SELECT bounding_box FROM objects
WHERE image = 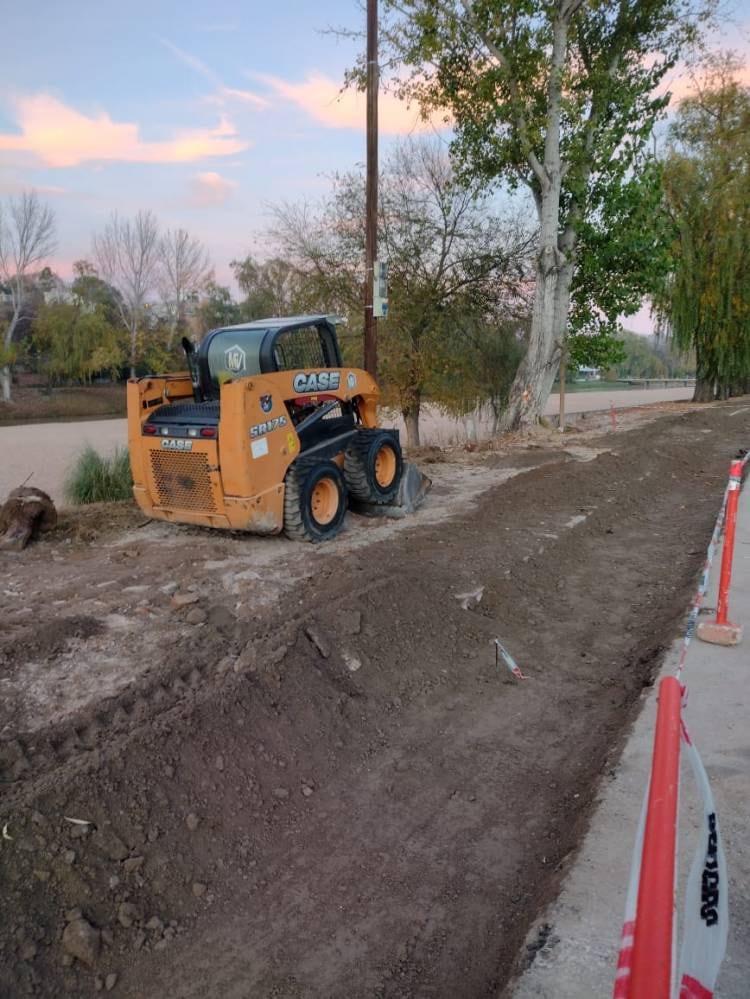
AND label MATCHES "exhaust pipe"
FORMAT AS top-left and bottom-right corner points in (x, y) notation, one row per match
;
(182, 337), (203, 403)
